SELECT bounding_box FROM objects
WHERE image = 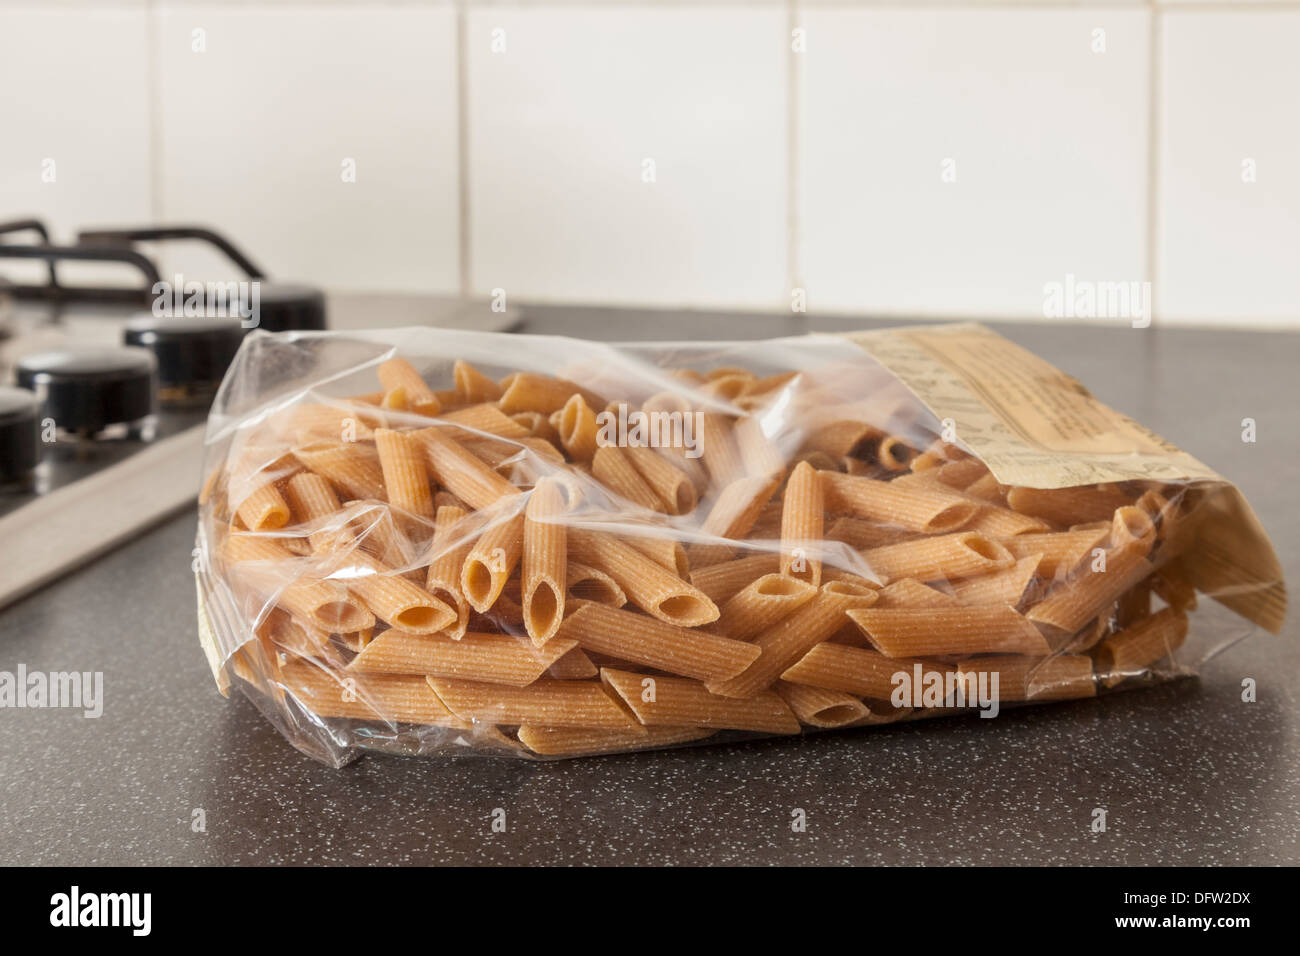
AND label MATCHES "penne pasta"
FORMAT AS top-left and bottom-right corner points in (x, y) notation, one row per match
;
(461, 511), (525, 613)
(517, 724), (711, 757)
(689, 474), (782, 566)
(707, 580), (879, 698)
(689, 553), (782, 605)
(781, 642), (954, 701)
(601, 668), (800, 735)
(349, 629), (576, 686)
(373, 428), (435, 520)
(954, 654), (1096, 702)
(774, 681), (874, 728)
(821, 472), (978, 534)
(1093, 607), (1189, 688)
(556, 602), (759, 682)
(377, 357), (441, 416)
(592, 445), (664, 512)
(281, 660), (462, 726)
(714, 573), (818, 642)
(523, 477), (567, 644)
(454, 359), (504, 403)
(861, 532), (1015, 585)
(780, 460), (825, 584)
(425, 504), (473, 638)
(570, 529), (719, 627)
(413, 426), (521, 509)
(848, 605), (1051, 658)
(566, 561), (627, 606)
(428, 677), (644, 731)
